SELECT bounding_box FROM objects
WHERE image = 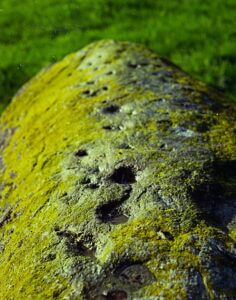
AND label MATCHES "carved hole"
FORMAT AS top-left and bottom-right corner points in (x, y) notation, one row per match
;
(96, 188), (131, 224)
(75, 149), (87, 157)
(160, 143), (166, 149)
(102, 125), (119, 131)
(82, 90), (90, 96)
(105, 71), (114, 75)
(109, 166), (136, 184)
(102, 105), (120, 114)
(103, 125), (112, 130)
(87, 80), (95, 85)
(96, 200), (129, 224)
